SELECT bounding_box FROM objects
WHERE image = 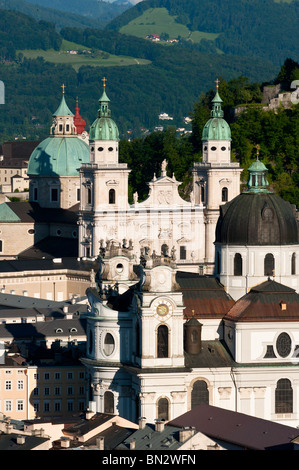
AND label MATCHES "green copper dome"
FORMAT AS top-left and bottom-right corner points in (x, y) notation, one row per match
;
(202, 90), (231, 141)
(246, 157), (270, 193)
(89, 87), (119, 141)
(27, 136), (89, 176)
